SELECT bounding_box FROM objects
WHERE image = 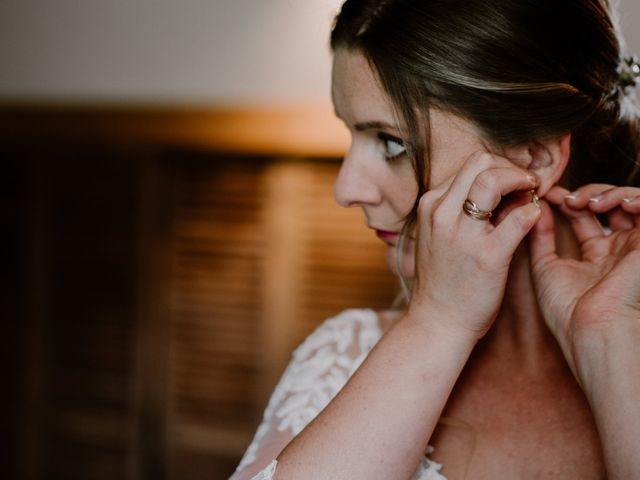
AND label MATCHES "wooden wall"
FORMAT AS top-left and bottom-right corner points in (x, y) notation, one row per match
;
(2, 106), (398, 479)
